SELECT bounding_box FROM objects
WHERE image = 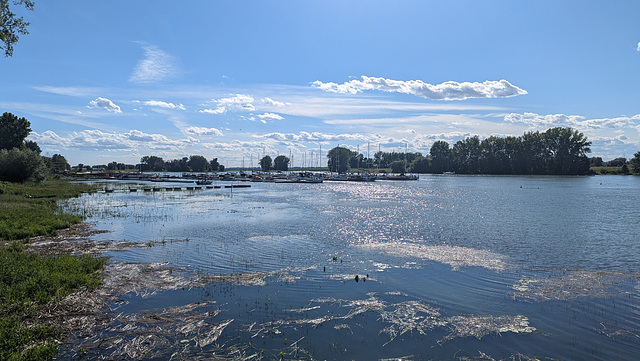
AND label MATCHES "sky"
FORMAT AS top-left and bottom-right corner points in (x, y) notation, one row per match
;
(2, 0), (640, 168)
